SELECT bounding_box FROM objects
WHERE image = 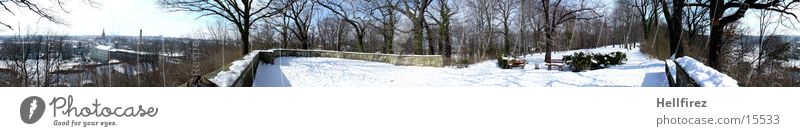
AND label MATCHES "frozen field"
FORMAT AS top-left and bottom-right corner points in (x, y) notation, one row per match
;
(253, 45), (670, 87)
